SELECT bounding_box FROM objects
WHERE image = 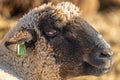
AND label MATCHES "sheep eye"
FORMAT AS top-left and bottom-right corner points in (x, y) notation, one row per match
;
(45, 30), (58, 38)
